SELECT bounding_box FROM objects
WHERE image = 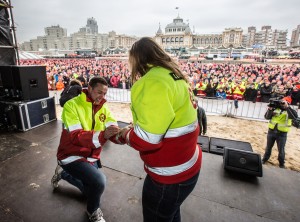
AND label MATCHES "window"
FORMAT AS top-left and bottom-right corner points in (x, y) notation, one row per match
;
(229, 33), (234, 43)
